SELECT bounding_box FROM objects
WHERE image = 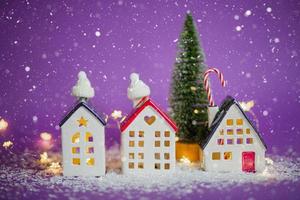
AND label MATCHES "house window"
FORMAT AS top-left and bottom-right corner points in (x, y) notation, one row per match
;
(129, 153), (134, 159)
(224, 152), (232, 160)
(155, 141), (160, 147)
(164, 153), (170, 160)
(226, 119), (233, 126)
(212, 152), (221, 160)
(86, 147), (94, 154)
(138, 153), (144, 159)
(217, 139), (224, 145)
(236, 129), (243, 135)
(128, 162), (134, 169)
(138, 131), (144, 137)
(72, 147), (80, 154)
(72, 132), (80, 143)
(237, 138), (243, 144)
(138, 162), (144, 169)
(86, 132), (93, 142)
(236, 119), (243, 125)
(129, 131), (134, 137)
(246, 128), (251, 134)
(165, 163), (170, 170)
(219, 129), (224, 135)
(227, 129), (233, 135)
(155, 163), (160, 169)
(164, 141), (170, 147)
(227, 139), (234, 145)
(72, 158), (80, 165)
(129, 141), (134, 147)
(86, 158), (95, 166)
(164, 131), (170, 137)
(246, 138), (254, 144)
(155, 131), (160, 137)
(138, 141), (144, 147)
(155, 153), (160, 160)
